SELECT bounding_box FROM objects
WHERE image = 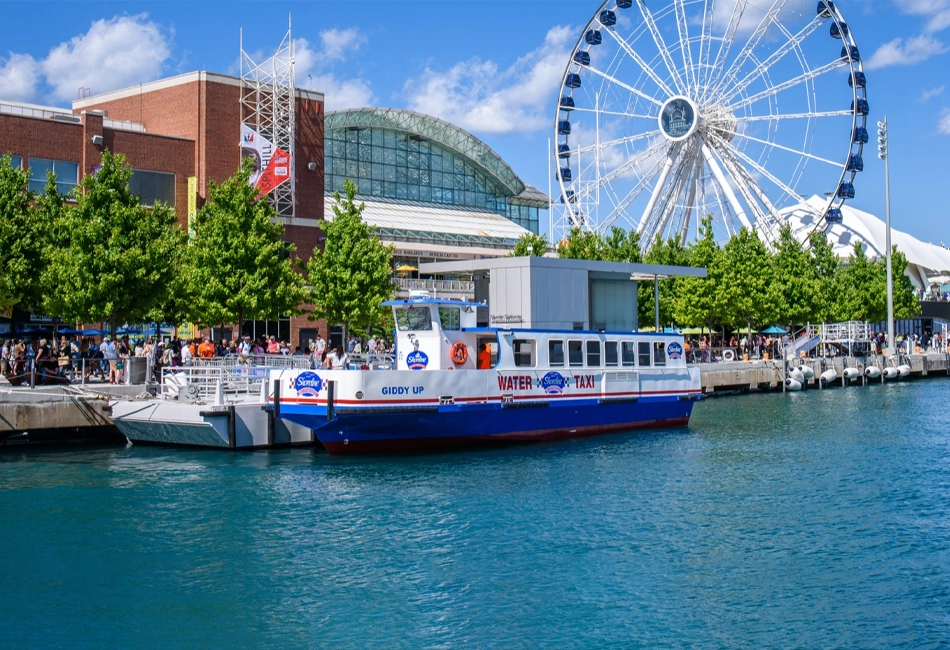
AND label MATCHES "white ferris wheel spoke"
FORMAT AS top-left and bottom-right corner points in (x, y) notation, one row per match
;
(728, 58), (848, 112)
(636, 0), (687, 94)
(649, 145), (697, 243)
(570, 106), (658, 121)
(701, 141), (753, 230)
(636, 143), (682, 234)
(672, 0), (697, 96)
(706, 0), (791, 105)
(584, 65), (666, 107)
(730, 130), (846, 168)
(711, 134), (809, 208)
(603, 27), (677, 98)
(713, 144), (777, 241)
(571, 139), (667, 202)
(714, 15), (827, 105)
(705, 0), (749, 100)
(571, 129), (662, 157)
(737, 109), (853, 122)
(598, 156), (669, 232)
